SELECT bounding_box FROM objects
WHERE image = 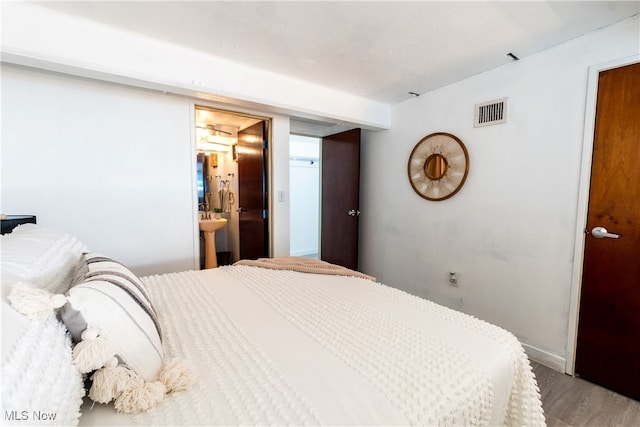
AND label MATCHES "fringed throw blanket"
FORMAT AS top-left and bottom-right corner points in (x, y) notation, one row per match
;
(233, 256), (376, 282)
